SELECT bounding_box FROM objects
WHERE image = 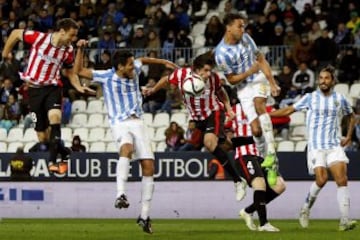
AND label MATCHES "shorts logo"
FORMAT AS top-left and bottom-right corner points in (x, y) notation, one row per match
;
(53, 104), (61, 107)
